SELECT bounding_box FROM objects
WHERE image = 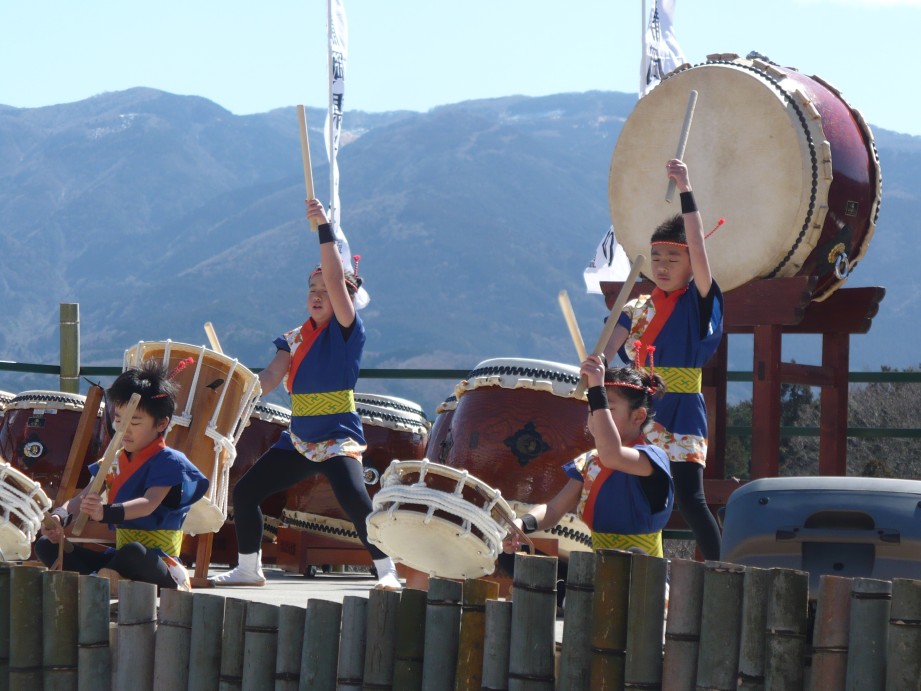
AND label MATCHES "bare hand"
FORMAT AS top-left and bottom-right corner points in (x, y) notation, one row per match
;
(306, 198), (329, 225)
(666, 158), (691, 192)
(502, 519), (524, 553)
(41, 516), (64, 544)
(78, 493), (104, 522)
(580, 354), (606, 388)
